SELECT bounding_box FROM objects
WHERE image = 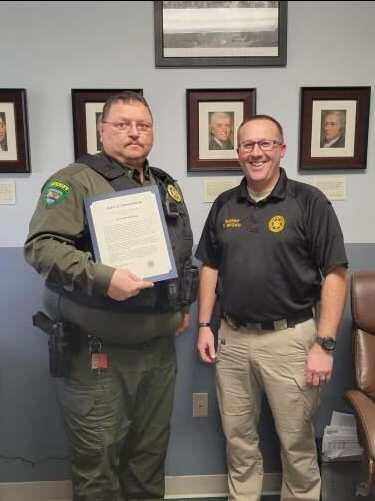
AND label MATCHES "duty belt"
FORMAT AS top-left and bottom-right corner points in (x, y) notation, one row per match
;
(223, 309), (313, 332)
